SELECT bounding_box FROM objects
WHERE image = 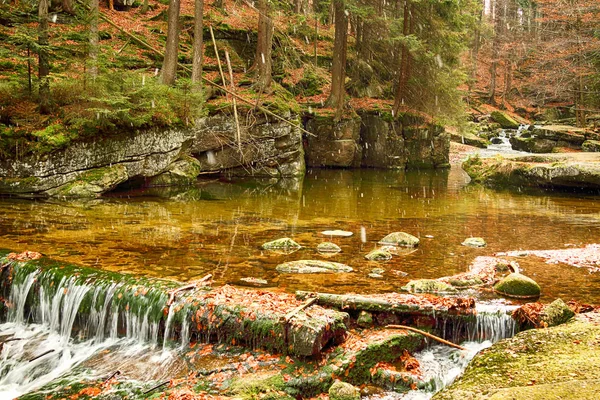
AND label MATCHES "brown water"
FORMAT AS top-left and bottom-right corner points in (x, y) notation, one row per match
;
(1, 167), (600, 304)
